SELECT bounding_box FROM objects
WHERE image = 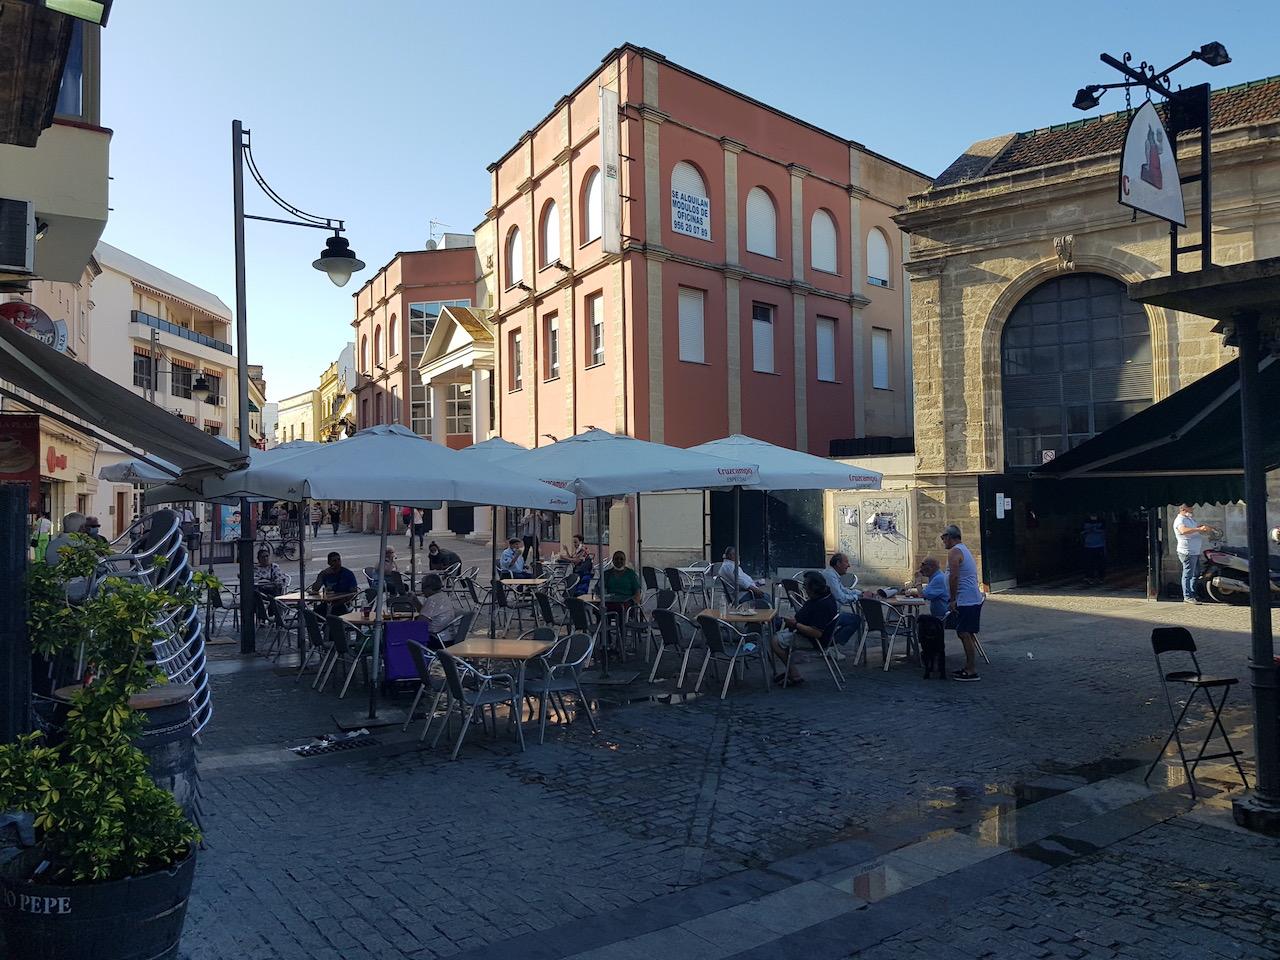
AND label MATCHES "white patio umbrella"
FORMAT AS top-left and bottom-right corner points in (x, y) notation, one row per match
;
(690, 434), (883, 581)
(512, 429), (760, 681)
(150, 425), (574, 717)
(98, 458), (176, 485)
